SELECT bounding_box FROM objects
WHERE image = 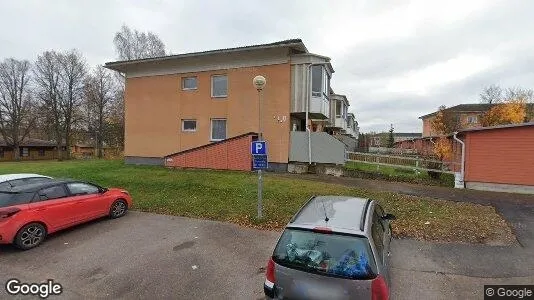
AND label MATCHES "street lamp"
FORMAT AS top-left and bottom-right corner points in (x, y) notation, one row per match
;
(253, 75), (266, 219)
